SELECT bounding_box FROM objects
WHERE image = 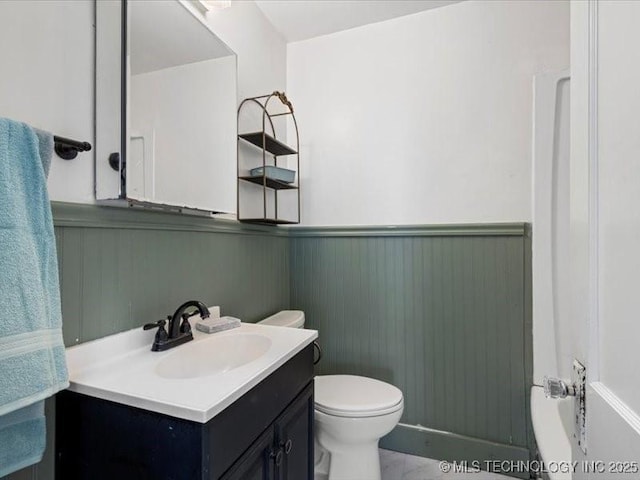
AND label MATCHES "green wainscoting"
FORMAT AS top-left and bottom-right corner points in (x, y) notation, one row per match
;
(289, 225), (533, 478)
(51, 203), (290, 346)
(6, 202), (290, 480)
(7, 208), (533, 480)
